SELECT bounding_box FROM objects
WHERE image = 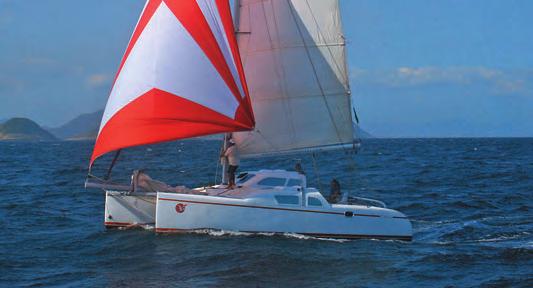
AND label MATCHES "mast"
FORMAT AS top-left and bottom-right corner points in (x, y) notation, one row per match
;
(221, 133), (229, 185)
(233, 0), (241, 30)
